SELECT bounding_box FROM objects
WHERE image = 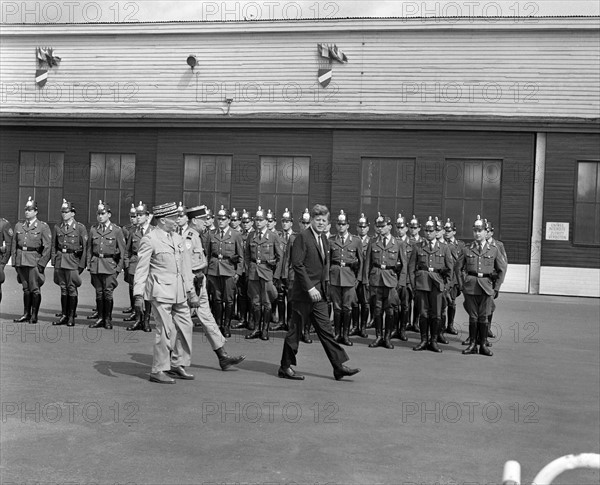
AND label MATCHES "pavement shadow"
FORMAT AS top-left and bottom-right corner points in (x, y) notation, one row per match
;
(93, 359), (149, 380)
